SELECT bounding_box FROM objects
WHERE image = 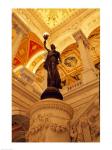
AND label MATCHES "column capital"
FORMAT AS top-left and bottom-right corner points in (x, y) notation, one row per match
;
(73, 30), (89, 48)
